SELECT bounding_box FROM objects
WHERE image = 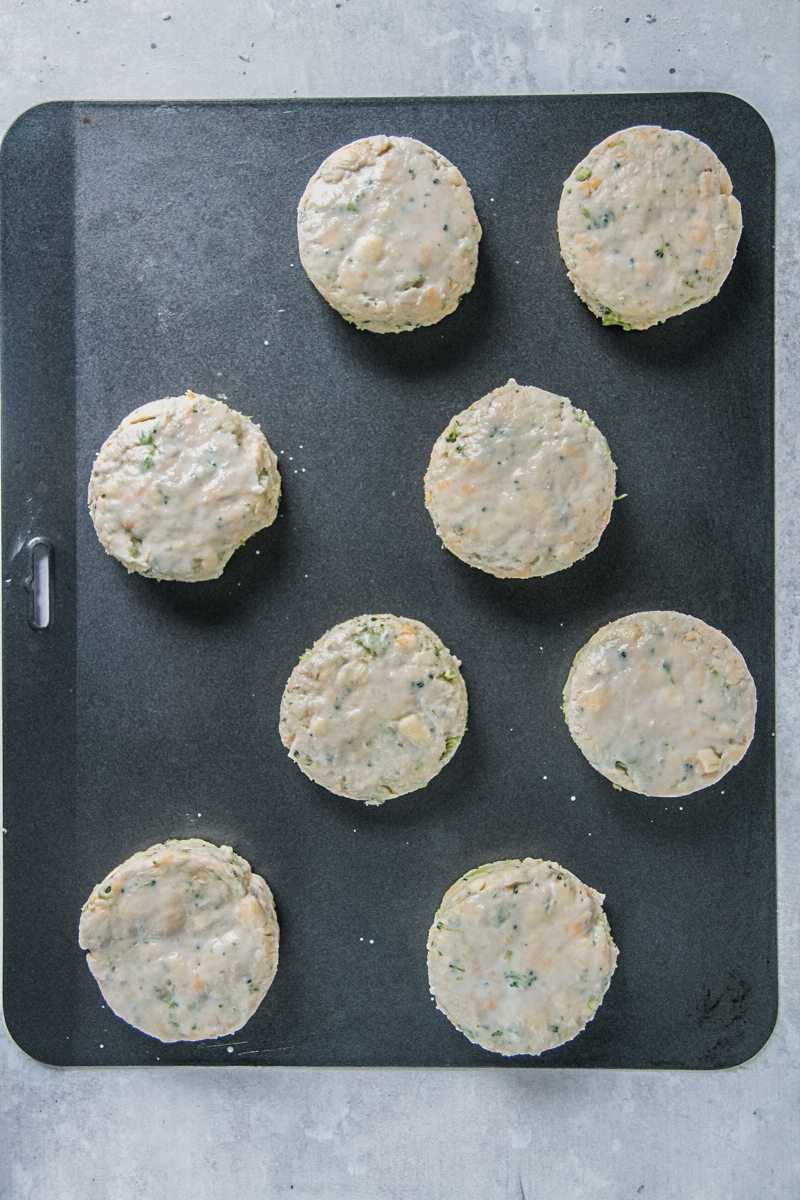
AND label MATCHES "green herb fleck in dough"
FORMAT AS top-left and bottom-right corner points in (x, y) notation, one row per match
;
(504, 970), (537, 989)
(442, 734), (461, 760)
(600, 309), (633, 330)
